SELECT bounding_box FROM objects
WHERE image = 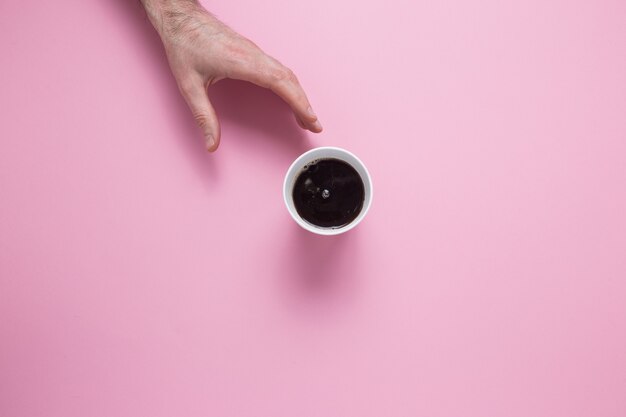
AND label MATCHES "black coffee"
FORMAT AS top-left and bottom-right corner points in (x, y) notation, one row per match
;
(292, 158), (365, 228)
